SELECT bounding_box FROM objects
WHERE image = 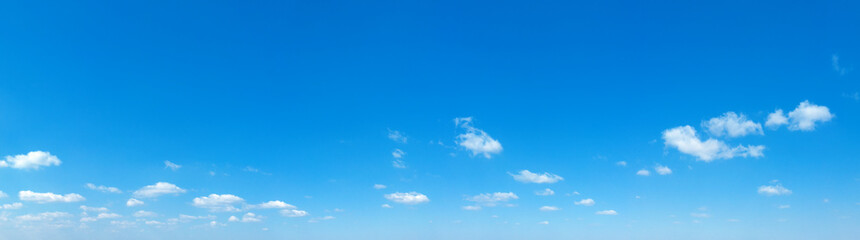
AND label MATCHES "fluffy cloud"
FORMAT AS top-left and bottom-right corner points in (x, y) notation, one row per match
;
(19, 191), (84, 203)
(164, 161), (181, 171)
(535, 188), (555, 196)
(280, 209), (309, 217)
(126, 198), (144, 207)
(192, 194), (245, 212)
(229, 212), (263, 223)
(85, 183), (122, 194)
(1, 202), (23, 210)
(388, 129), (407, 143)
(655, 165), (672, 175)
(133, 210), (157, 218)
(0, 151), (61, 170)
(510, 170), (563, 184)
(254, 200), (295, 209)
(454, 117), (503, 158)
(574, 198), (595, 206)
(133, 182), (186, 198)
(703, 112), (763, 137)
(539, 206), (559, 211)
(636, 169), (650, 176)
(466, 192), (518, 207)
(595, 210), (618, 215)
(662, 125), (764, 162)
(758, 184), (792, 196)
(385, 192), (430, 205)
(766, 101), (834, 131)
